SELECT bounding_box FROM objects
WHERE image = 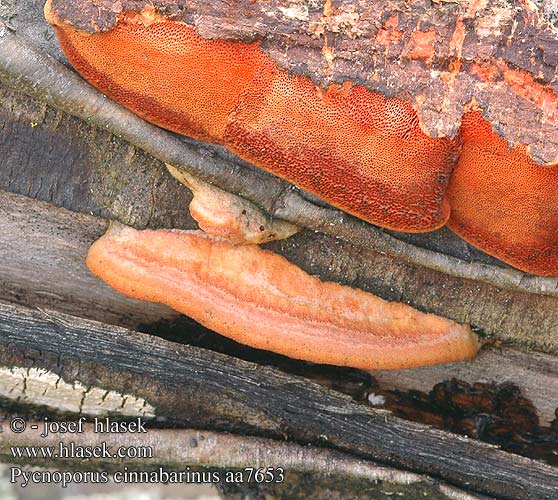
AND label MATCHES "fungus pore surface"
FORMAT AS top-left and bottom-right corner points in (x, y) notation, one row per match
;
(226, 72), (456, 232)
(87, 224), (480, 370)
(447, 112), (558, 276)
(45, 4), (558, 276)
(47, 11), (457, 232)
(51, 16), (269, 143)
